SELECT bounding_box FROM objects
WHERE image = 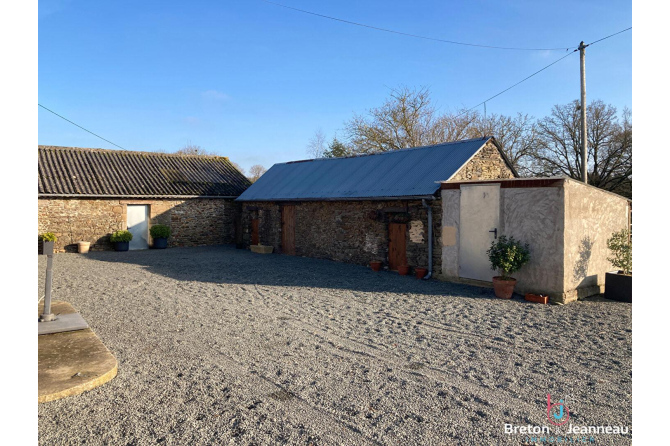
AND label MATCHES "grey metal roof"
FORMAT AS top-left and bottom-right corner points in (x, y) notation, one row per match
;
(39, 146), (251, 197)
(237, 137), (495, 201)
